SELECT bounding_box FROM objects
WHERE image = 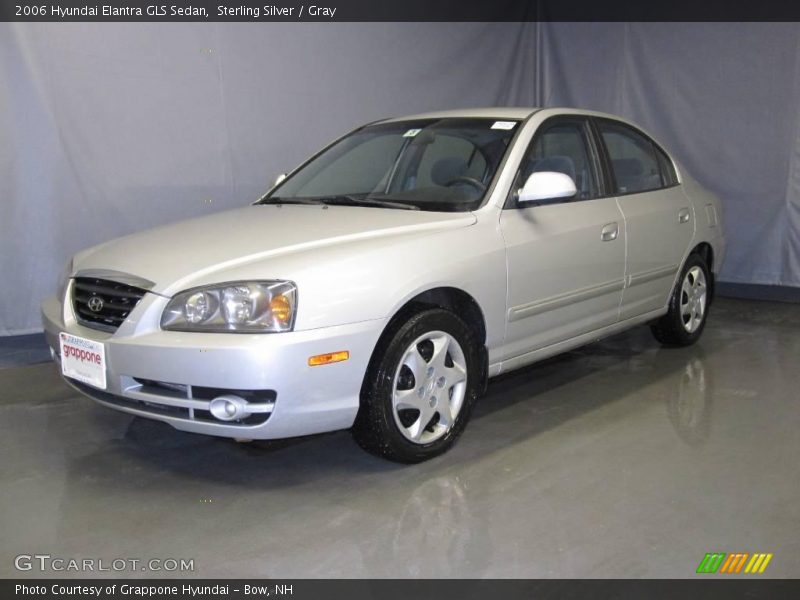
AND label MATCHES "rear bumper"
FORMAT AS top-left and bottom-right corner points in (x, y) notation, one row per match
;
(41, 294), (384, 439)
